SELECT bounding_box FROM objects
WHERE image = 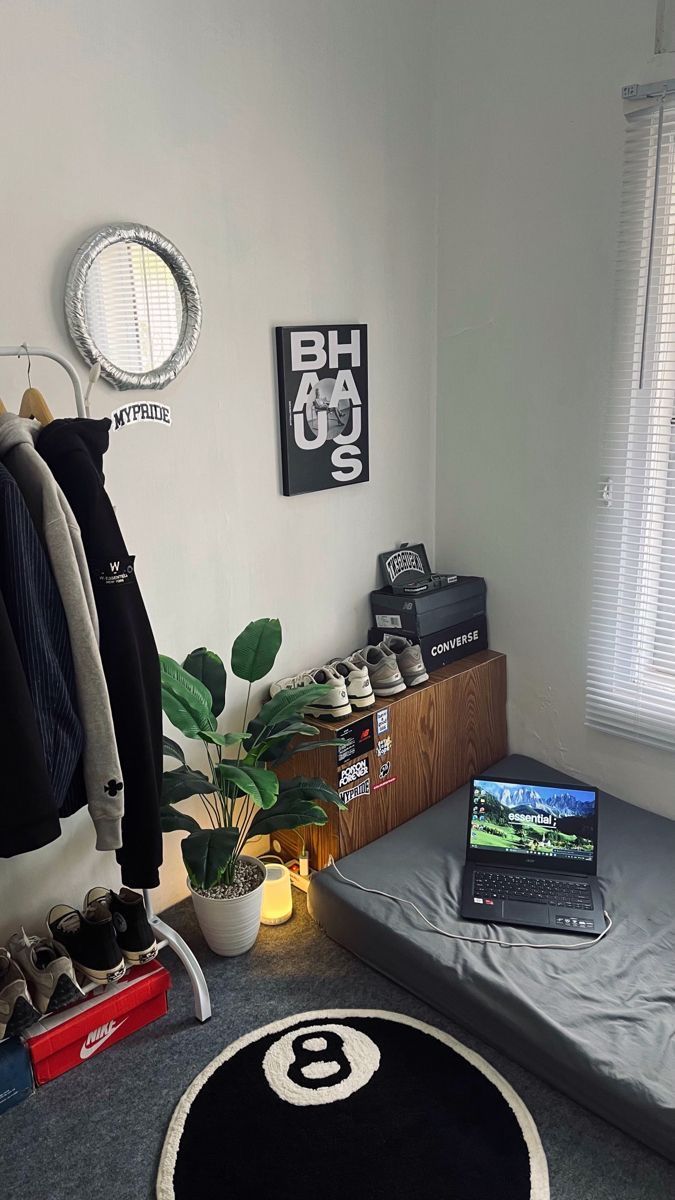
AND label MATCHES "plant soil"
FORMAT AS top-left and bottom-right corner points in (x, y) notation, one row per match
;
(193, 859), (263, 900)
